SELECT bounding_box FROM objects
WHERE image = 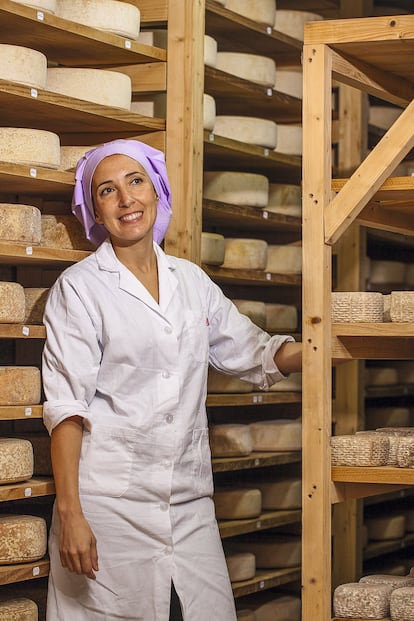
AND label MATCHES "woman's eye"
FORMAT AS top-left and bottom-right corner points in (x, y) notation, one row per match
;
(131, 177), (143, 186)
(101, 187), (113, 196)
